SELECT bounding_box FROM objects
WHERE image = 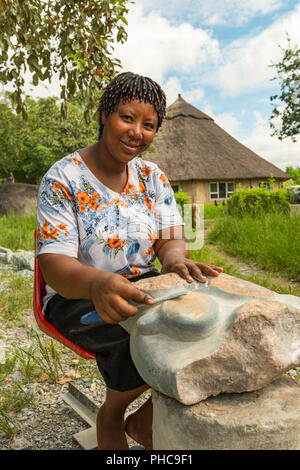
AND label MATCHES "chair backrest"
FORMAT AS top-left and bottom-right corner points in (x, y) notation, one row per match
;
(33, 229), (95, 360)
